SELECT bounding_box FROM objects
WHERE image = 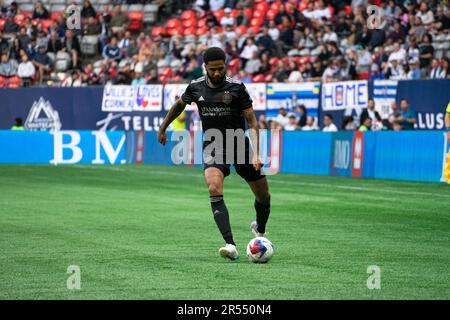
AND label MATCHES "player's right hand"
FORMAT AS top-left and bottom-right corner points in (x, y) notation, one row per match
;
(157, 129), (167, 145)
